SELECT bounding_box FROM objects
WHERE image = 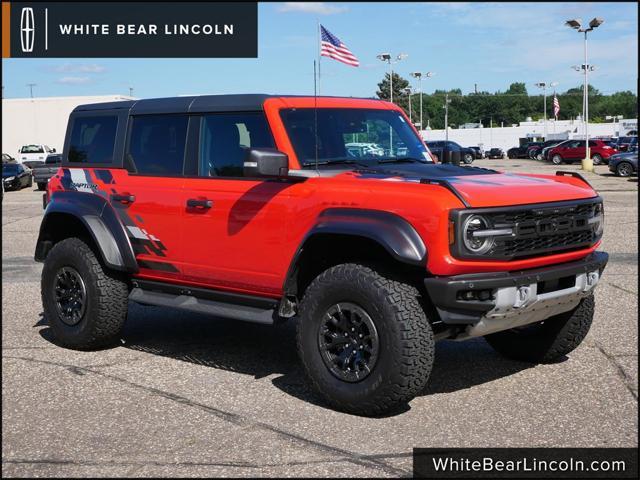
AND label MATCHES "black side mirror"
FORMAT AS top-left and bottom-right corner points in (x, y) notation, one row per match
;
(244, 148), (289, 177)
